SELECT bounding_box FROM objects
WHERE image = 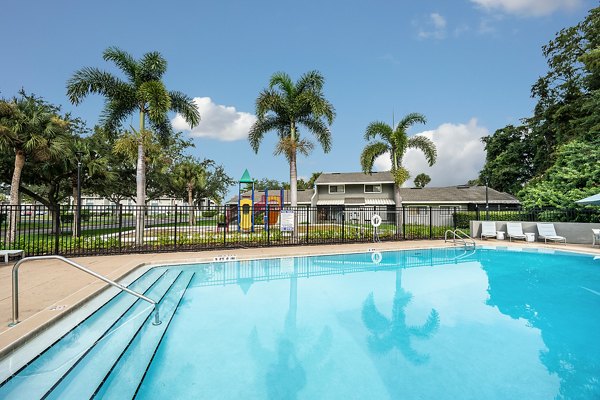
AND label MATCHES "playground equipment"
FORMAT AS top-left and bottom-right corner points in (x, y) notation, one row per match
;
(237, 169), (284, 232)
